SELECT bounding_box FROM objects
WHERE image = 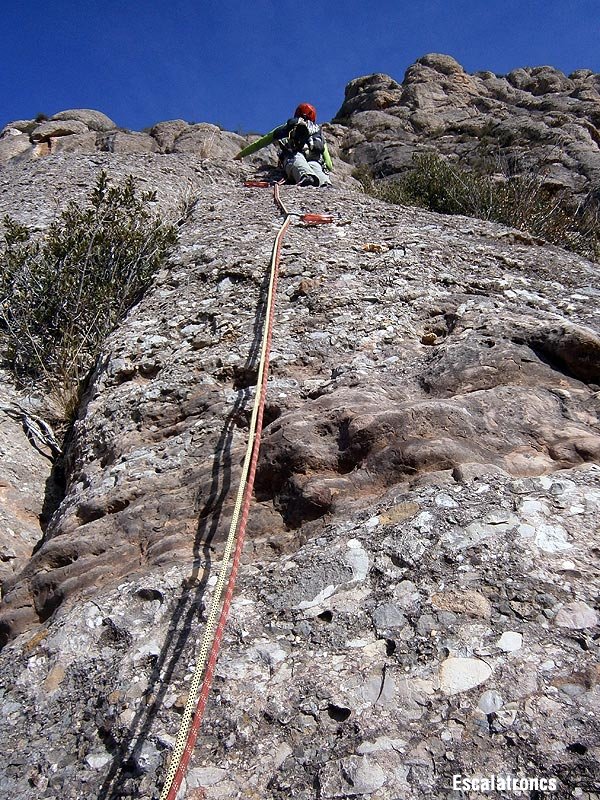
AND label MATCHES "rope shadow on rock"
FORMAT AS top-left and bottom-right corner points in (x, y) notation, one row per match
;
(97, 269), (272, 800)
